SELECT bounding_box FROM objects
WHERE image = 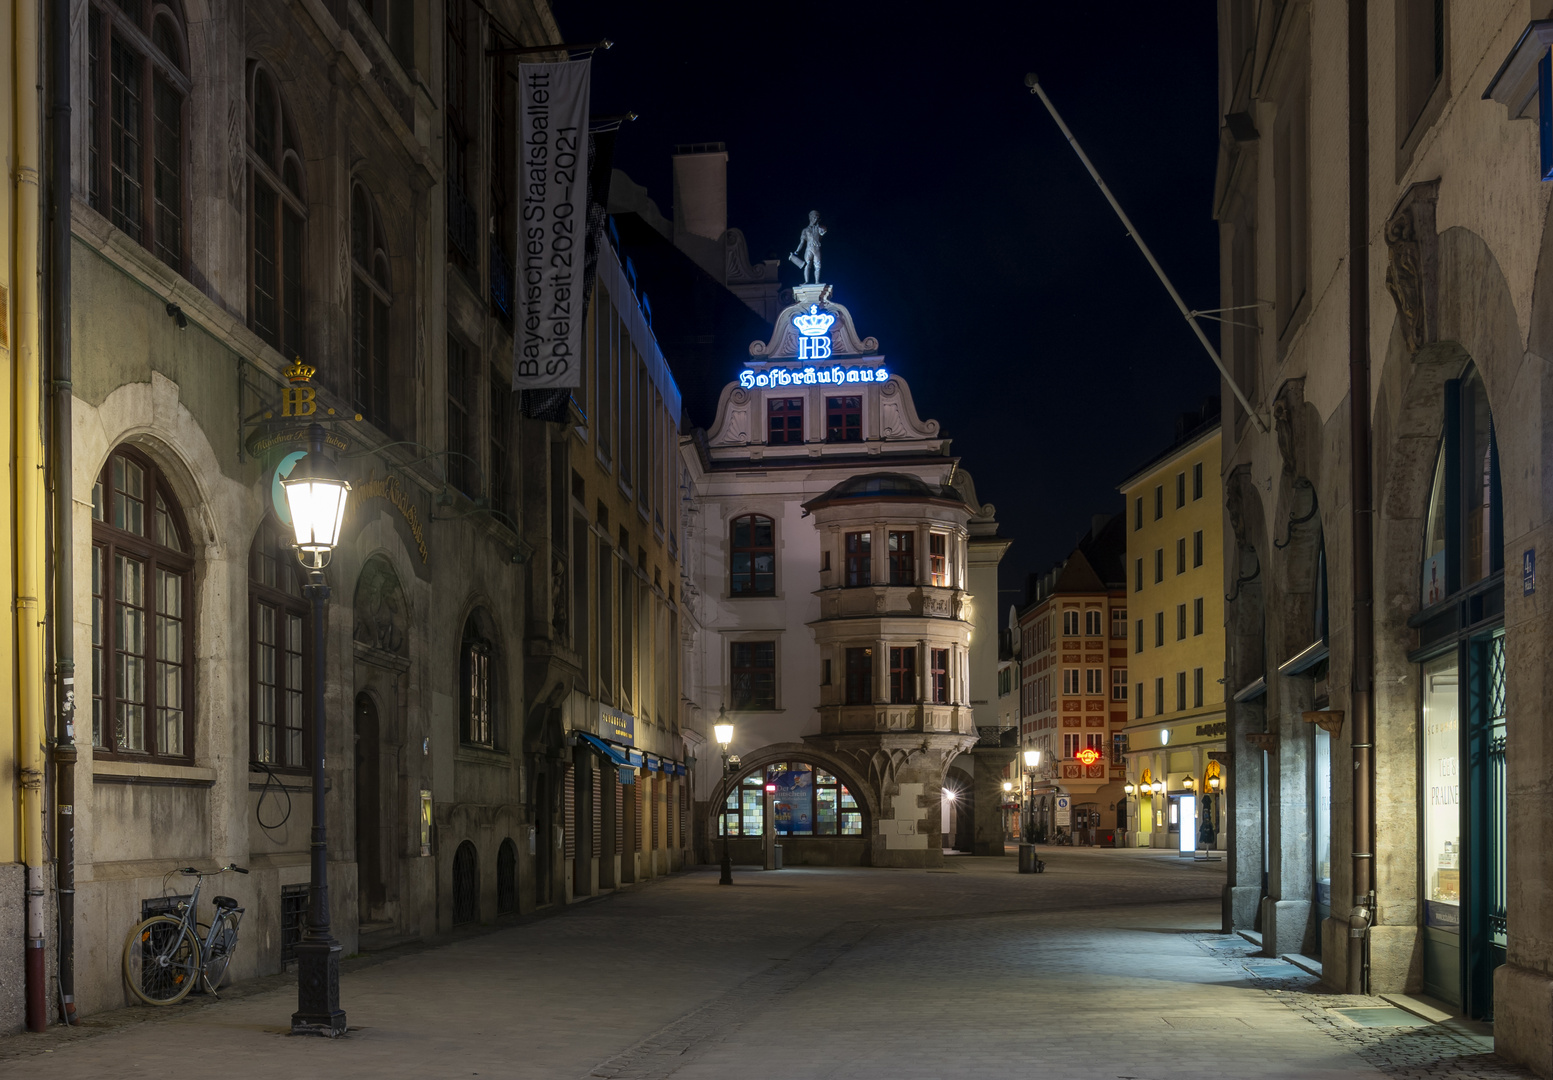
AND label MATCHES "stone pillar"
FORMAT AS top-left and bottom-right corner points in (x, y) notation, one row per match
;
(971, 748), (1017, 854)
